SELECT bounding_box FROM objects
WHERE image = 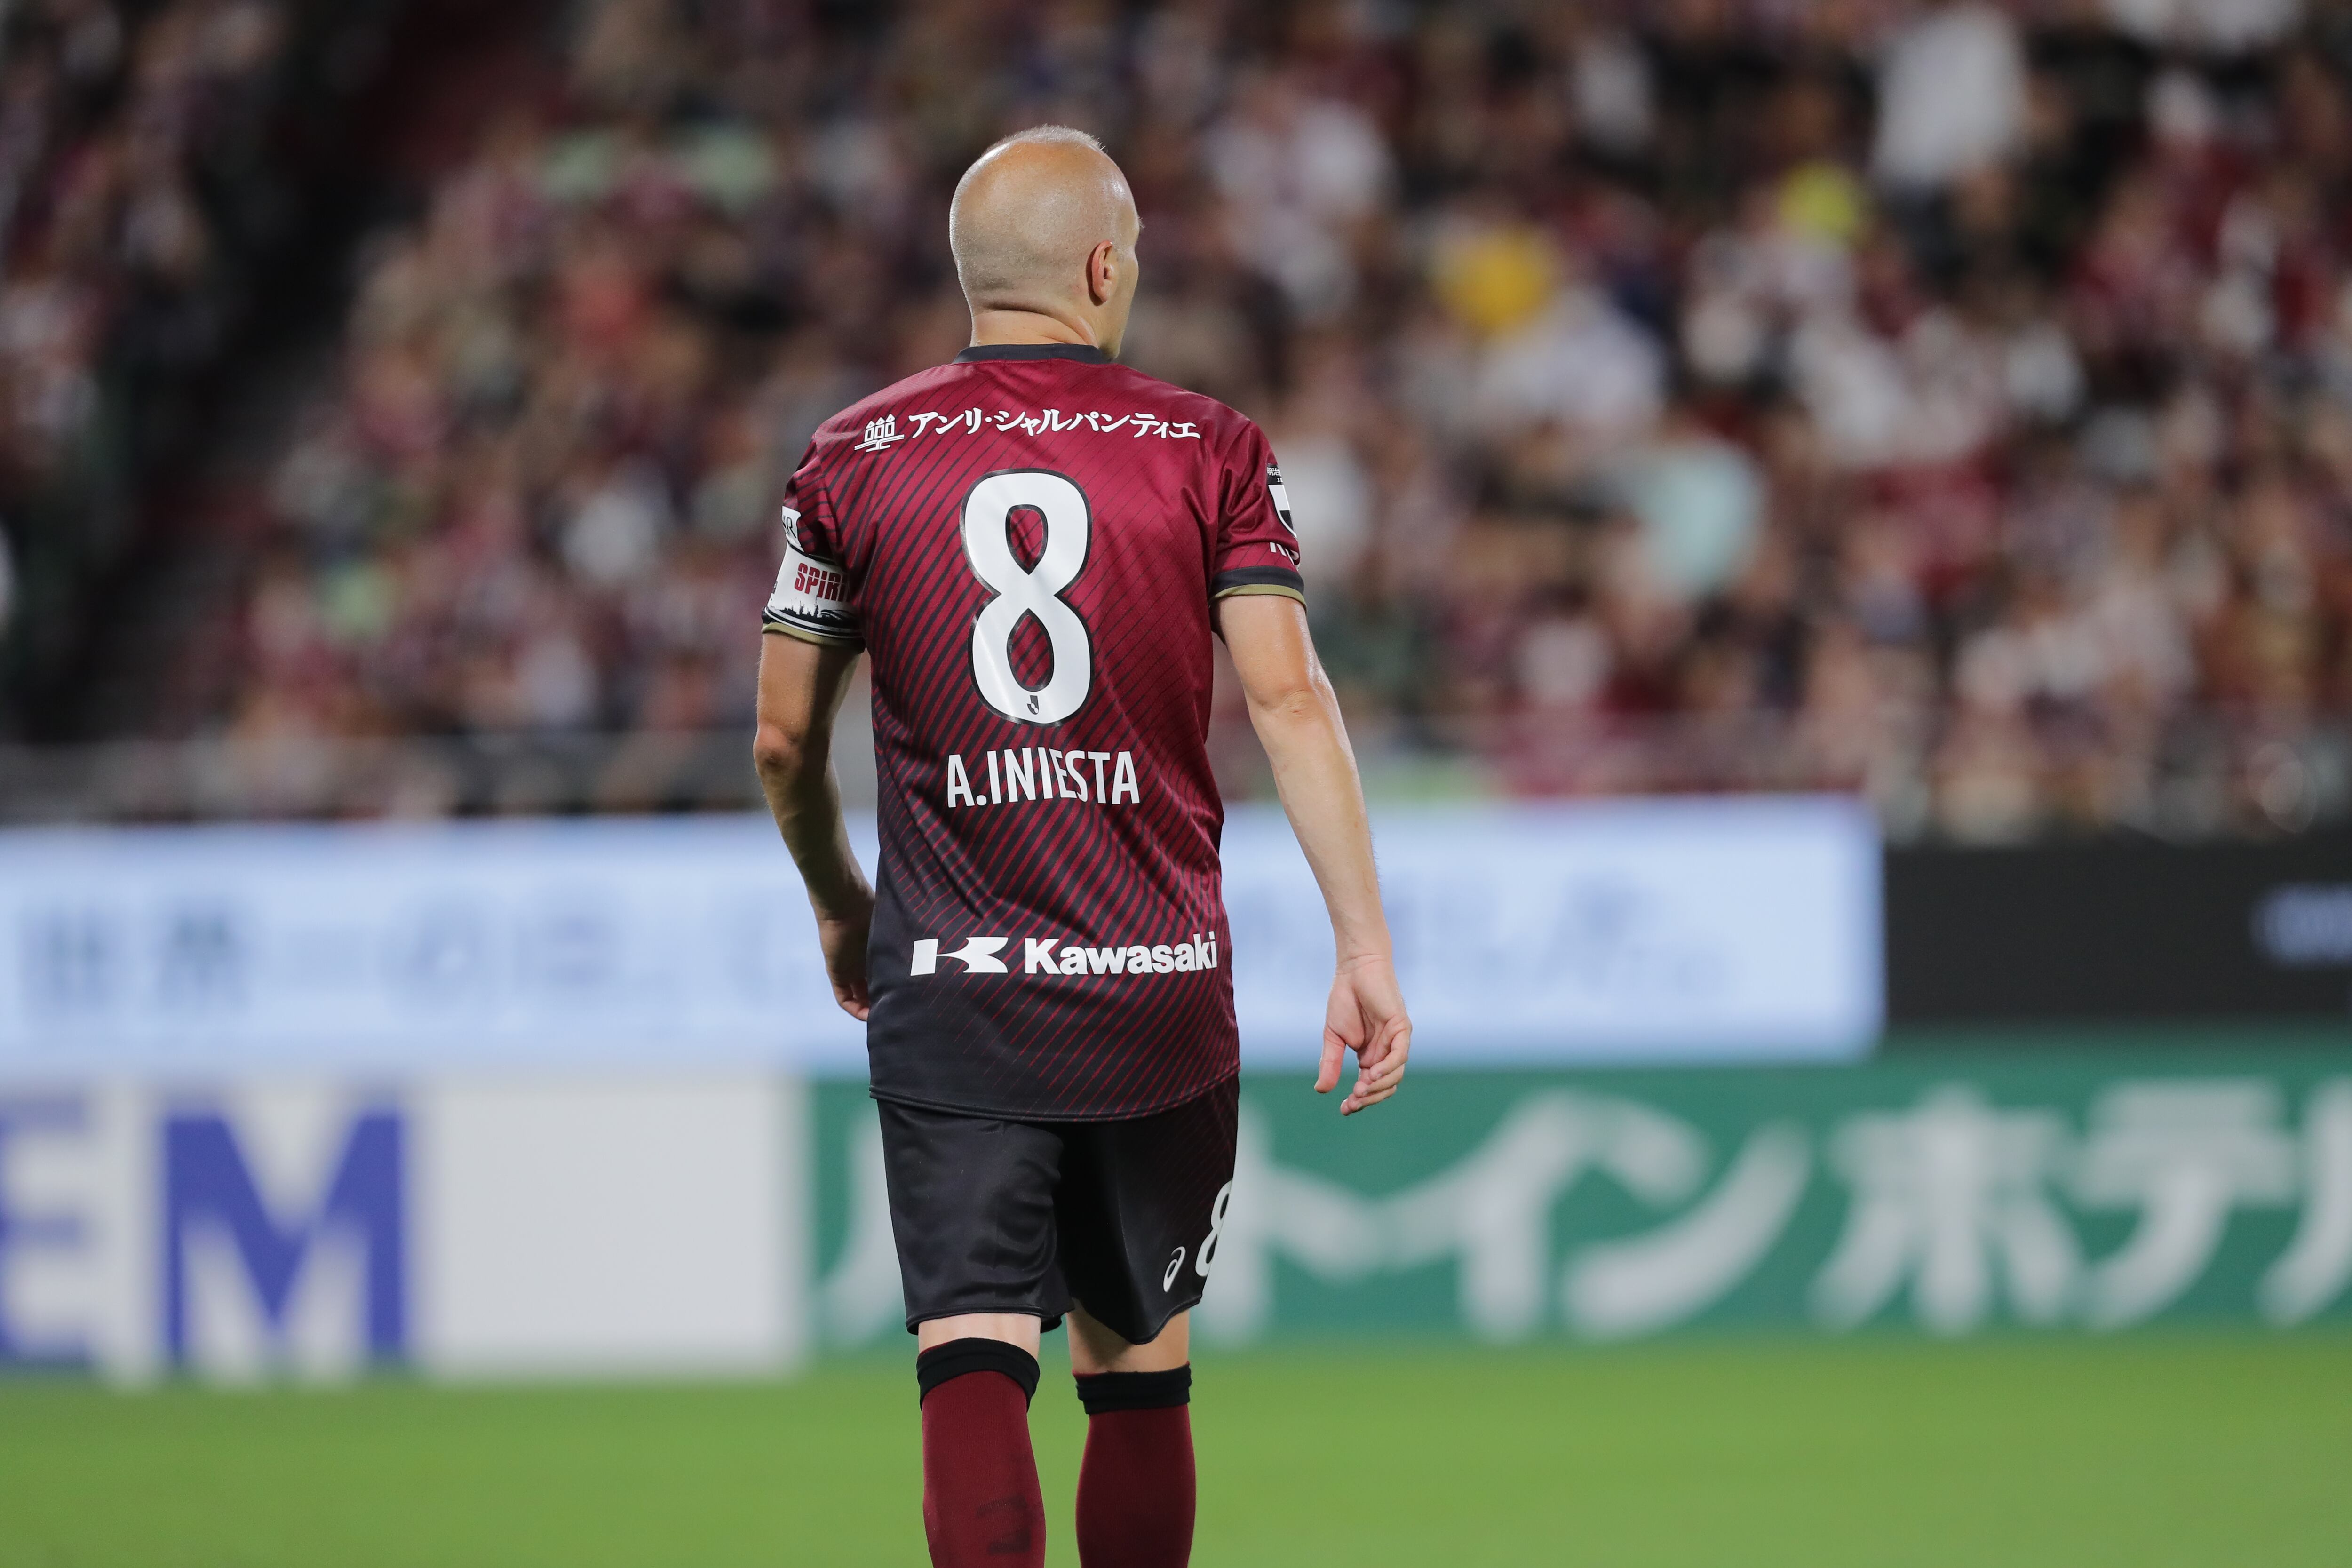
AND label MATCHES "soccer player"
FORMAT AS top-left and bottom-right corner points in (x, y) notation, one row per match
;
(752, 125), (1409, 1568)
